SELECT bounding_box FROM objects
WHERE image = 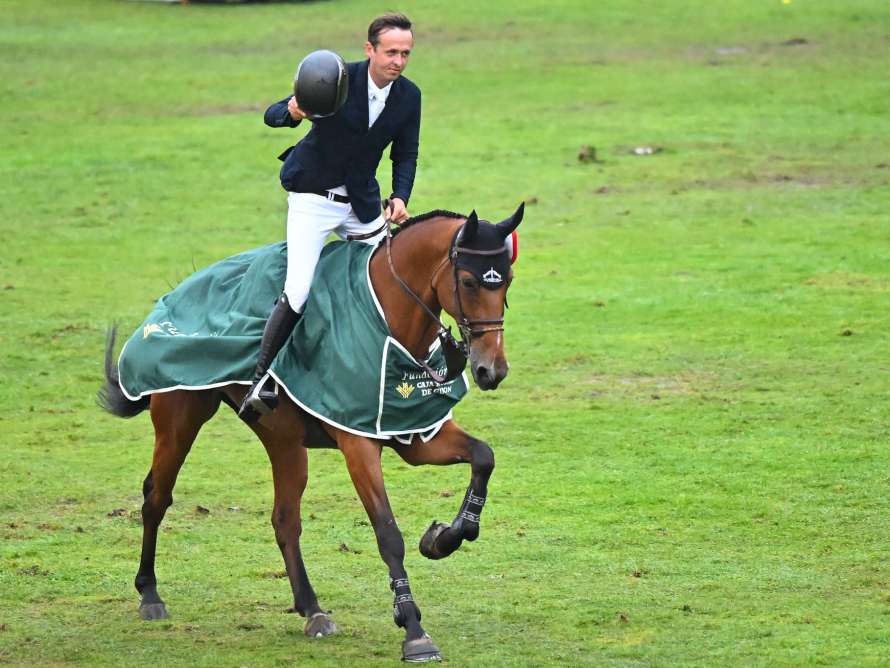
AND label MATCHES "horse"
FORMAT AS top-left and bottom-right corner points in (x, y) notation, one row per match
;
(98, 204), (524, 663)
